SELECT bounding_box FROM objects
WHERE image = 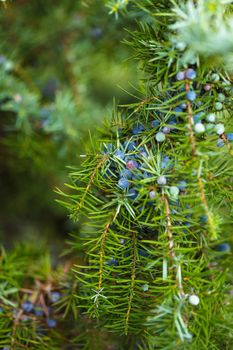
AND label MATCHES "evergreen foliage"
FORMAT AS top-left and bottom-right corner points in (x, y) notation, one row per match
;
(59, 0), (233, 349)
(0, 0), (233, 349)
